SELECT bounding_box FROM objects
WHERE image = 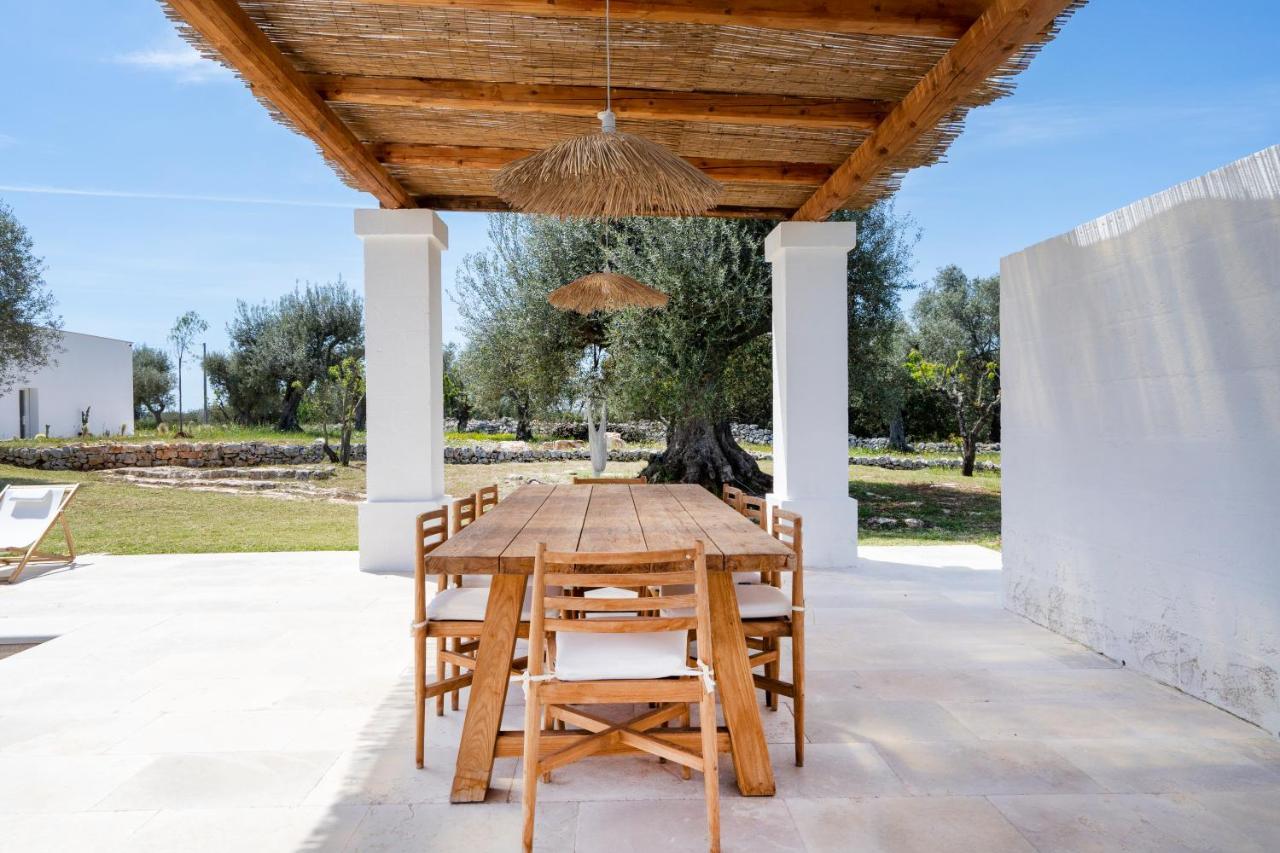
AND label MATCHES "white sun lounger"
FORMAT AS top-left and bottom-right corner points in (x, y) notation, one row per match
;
(0, 484), (80, 584)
